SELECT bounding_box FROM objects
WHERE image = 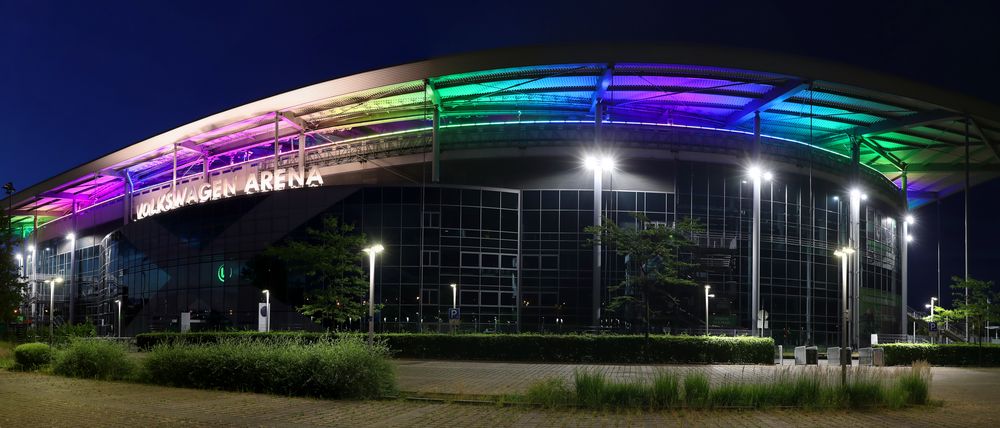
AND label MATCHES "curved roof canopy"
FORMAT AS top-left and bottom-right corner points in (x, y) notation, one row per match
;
(8, 44), (1000, 233)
